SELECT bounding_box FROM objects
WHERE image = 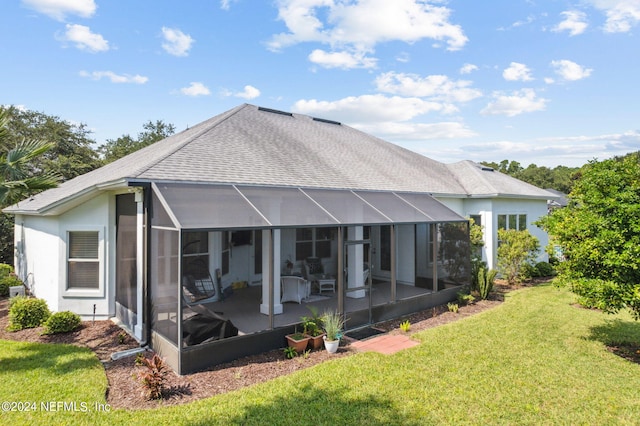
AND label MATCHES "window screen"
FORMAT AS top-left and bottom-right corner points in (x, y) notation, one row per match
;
(68, 231), (99, 289)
